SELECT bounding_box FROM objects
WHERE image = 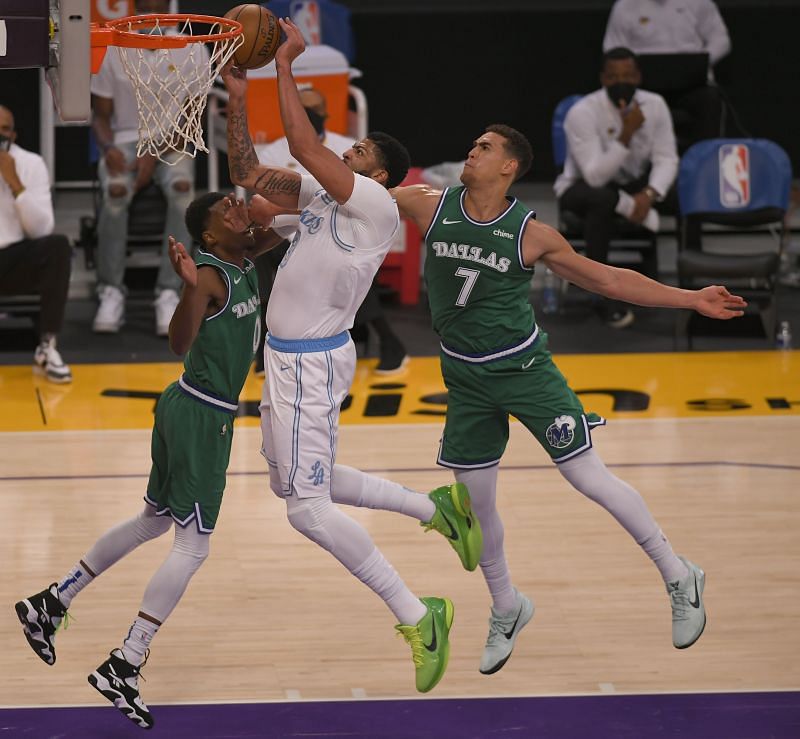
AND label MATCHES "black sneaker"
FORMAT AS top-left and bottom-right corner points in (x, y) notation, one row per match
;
(15, 583), (68, 665)
(375, 337), (409, 375)
(88, 649), (154, 729)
